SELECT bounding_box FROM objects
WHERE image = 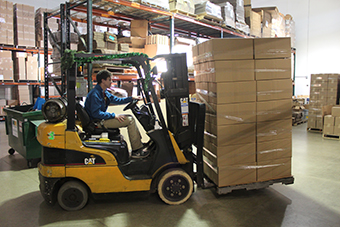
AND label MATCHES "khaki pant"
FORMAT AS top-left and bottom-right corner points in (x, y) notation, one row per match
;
(102, 115), (143, 151)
